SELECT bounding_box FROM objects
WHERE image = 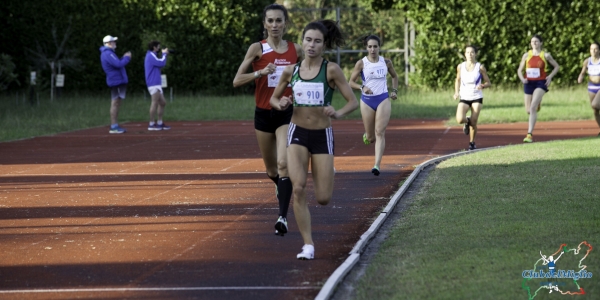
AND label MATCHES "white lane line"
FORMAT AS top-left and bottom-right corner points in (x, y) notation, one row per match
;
(428, 127), (451, 155)
(130, 190), (274, 285)
(0, 171), (265, 177)
(219, 159), (249, 172)
(0, 286), (319, 294)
